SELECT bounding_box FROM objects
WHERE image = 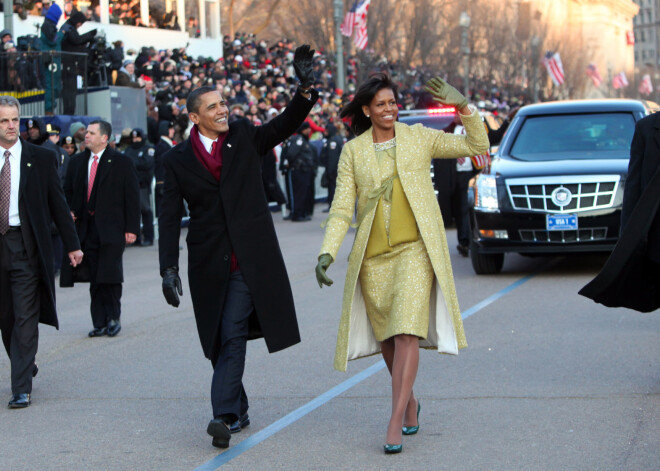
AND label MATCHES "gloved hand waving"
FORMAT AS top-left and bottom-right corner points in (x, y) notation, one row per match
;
(424, 77), (469, 111)
(315, 253), (334, 288)
(293, 44), (315, 90)
(162, 267), (183, 307)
